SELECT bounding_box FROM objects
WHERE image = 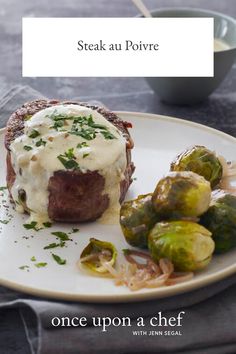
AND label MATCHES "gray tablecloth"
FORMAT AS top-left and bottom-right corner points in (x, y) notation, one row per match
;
(1, 85), (236, 354)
